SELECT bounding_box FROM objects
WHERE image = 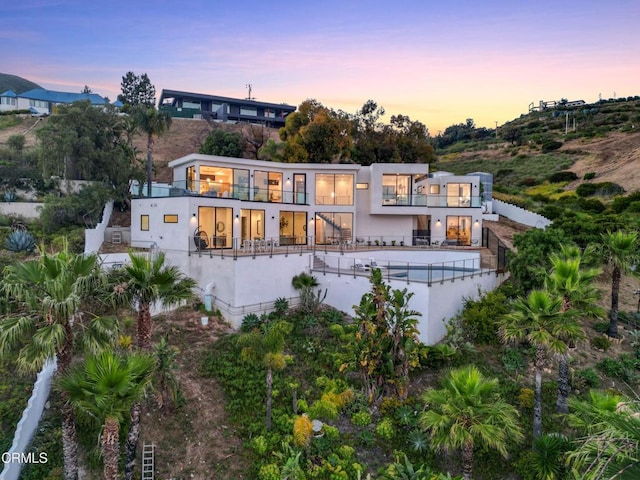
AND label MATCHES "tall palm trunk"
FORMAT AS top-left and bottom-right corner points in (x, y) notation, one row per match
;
(103, 416), (120, 480)
(462, 442), (473, 480)
(608, 266), (621, 338)
(533, 347), (544, 440)
(124, 402), (142, 480)
(266, 367), (273, 430)
(61, 403), (79, 480)
(60, 325), (78, 480)
(556, 296), (572, 414)
(556, 355), (570, 414)
(137, 303), (152, 350)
